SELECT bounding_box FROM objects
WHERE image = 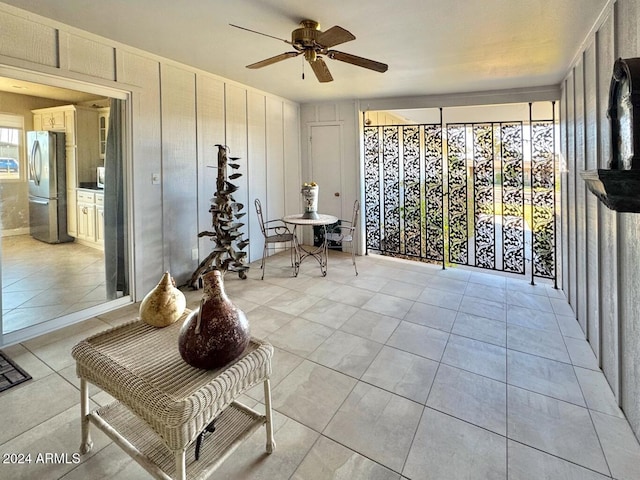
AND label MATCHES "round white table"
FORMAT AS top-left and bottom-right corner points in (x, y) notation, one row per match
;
(282, 213), (339, 276)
